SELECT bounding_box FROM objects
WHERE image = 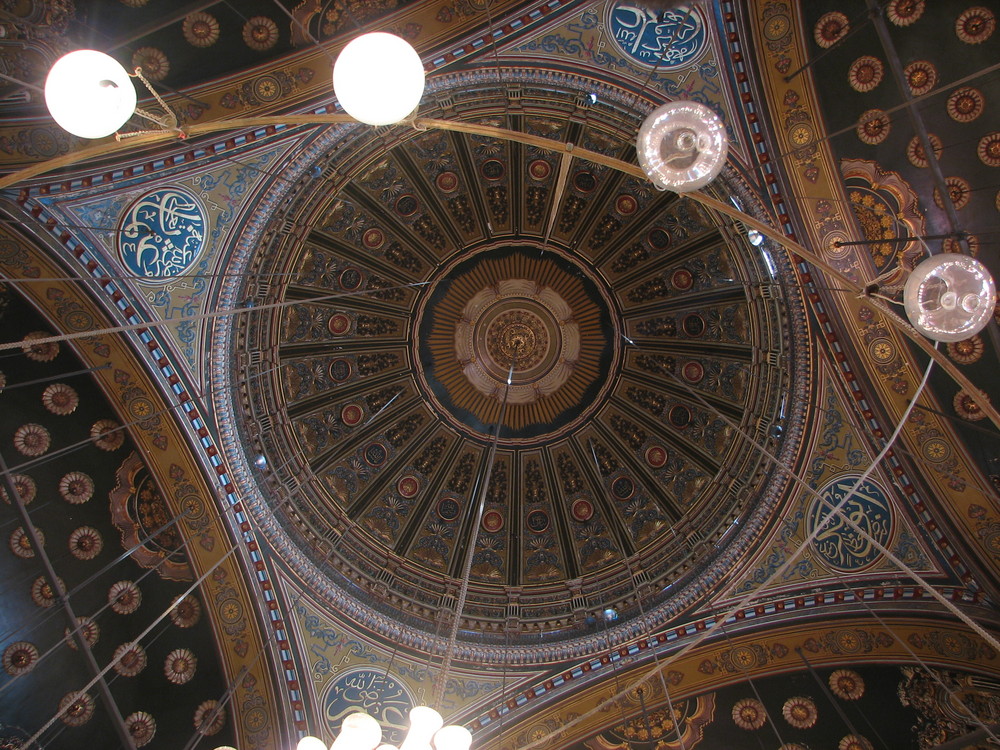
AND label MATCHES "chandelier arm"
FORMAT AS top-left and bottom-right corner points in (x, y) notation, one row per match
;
(2, 116), (994, 430)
